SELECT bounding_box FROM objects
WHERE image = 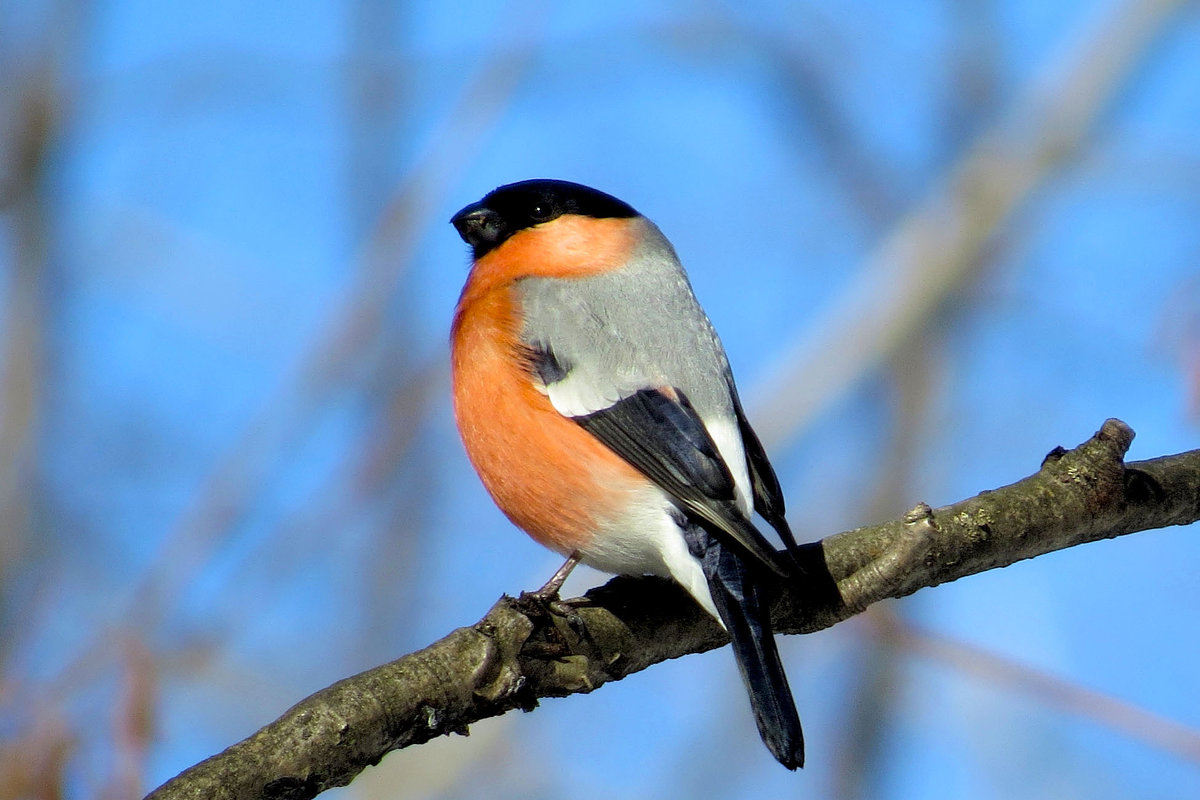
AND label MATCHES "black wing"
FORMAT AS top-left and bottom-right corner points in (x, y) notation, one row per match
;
(731, 393), (801, 558)
(574, 387), (792, 577)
